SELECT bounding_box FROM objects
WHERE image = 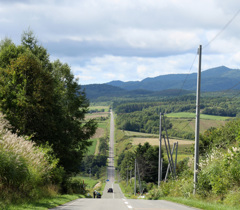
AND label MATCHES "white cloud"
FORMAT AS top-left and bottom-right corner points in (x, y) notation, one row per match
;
(0, 0), (240, 84)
